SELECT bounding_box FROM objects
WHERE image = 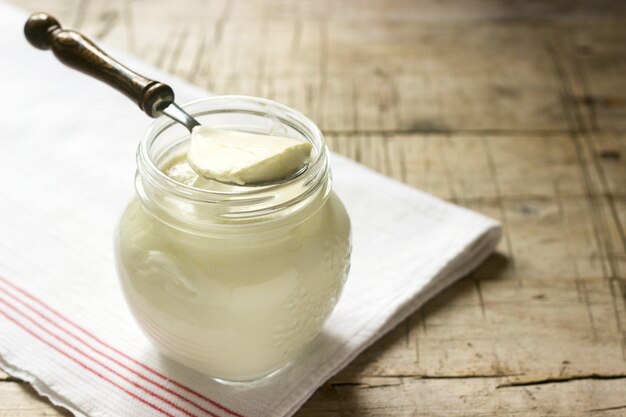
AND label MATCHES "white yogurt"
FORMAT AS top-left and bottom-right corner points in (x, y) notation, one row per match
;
(187, 126), (312, 185)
